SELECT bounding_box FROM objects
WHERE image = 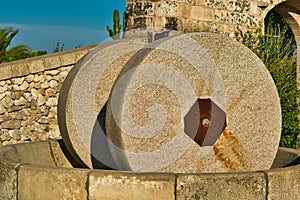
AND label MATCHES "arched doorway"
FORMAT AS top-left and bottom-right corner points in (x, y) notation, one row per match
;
(264, 1), (300, 82)
(263, 1), (300, 149)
